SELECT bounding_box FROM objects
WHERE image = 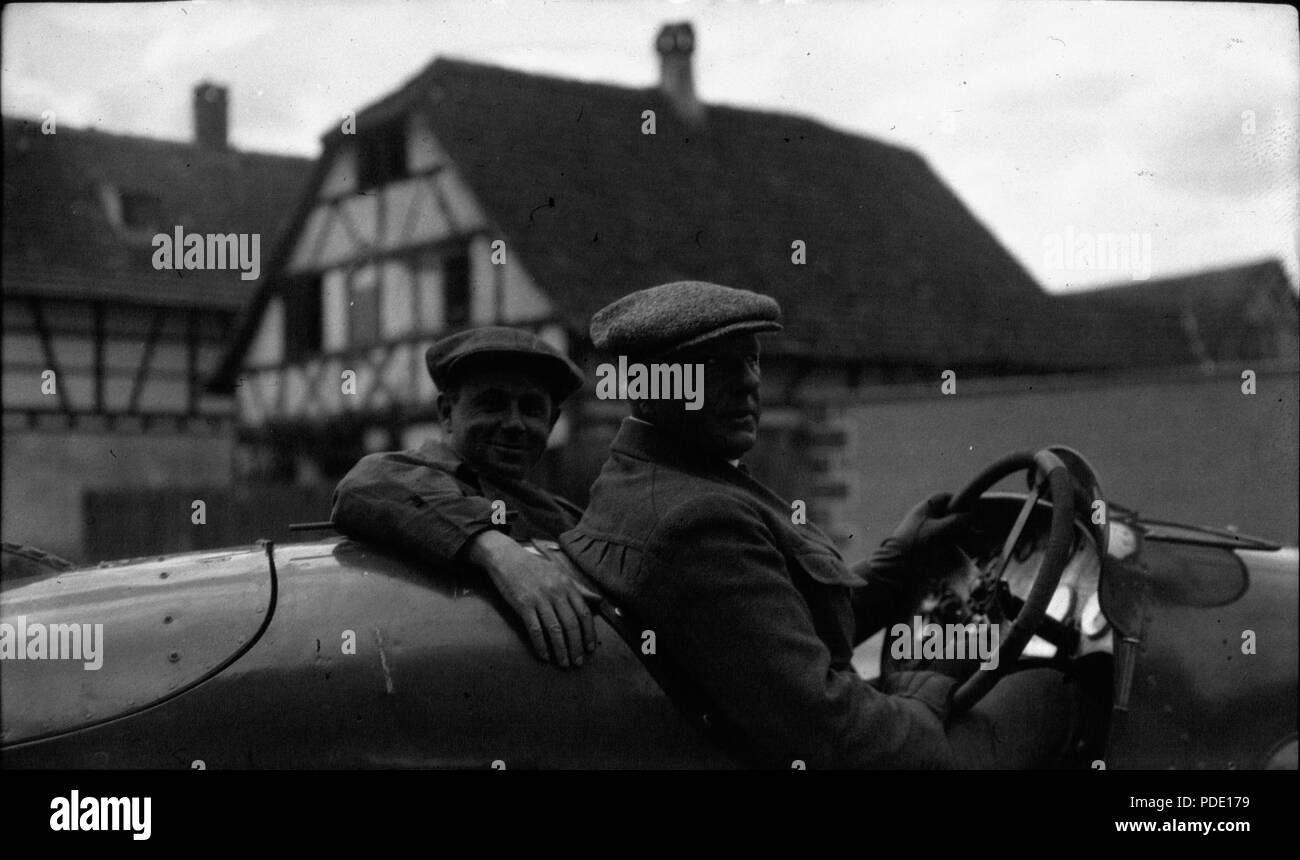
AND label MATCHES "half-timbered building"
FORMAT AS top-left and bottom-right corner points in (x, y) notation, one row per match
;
(215, 23), (1116, 506)
(2, 84), (312, 560)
